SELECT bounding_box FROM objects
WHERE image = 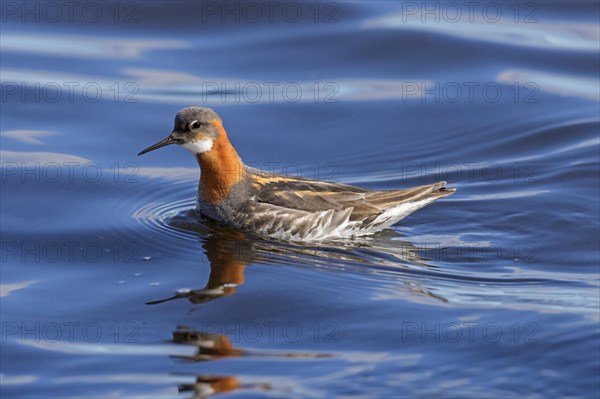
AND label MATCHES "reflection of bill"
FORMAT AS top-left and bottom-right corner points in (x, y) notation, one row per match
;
(147, 219), (448, 306)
